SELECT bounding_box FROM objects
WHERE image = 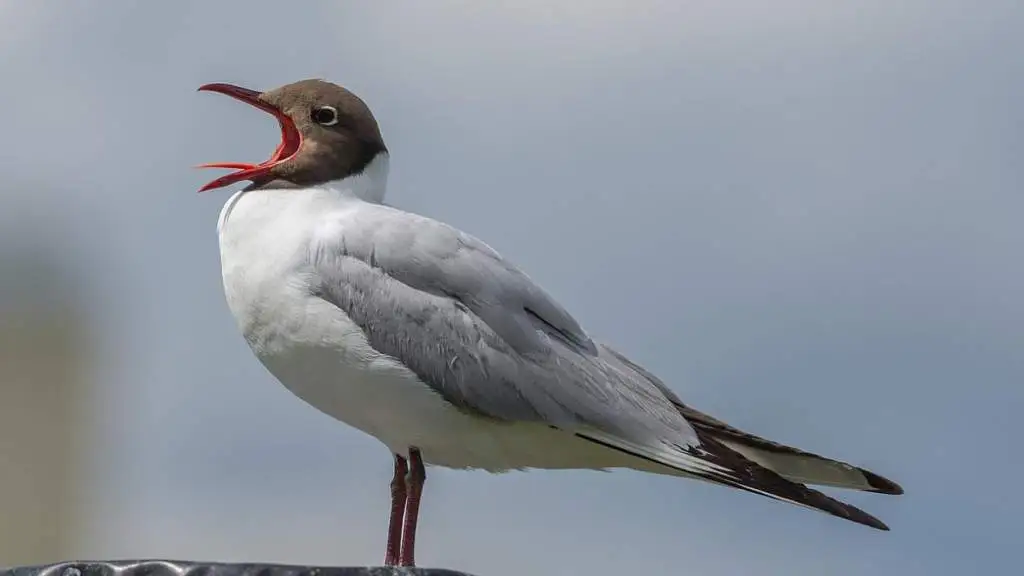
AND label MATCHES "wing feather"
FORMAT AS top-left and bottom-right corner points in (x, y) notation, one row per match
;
(306, 204), (698, 448)
(304, 202), (898, 530)
(577, 428), (890, 530)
